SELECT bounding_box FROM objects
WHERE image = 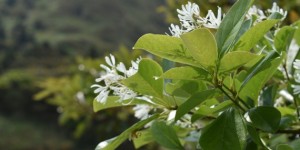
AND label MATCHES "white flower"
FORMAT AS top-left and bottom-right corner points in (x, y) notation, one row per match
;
(279, 90), (294, 102)
(292, 84), (300, 96)
(246, 6), (266, 23)
(133, 104), (152, 120)
(169, 24), (184, 37)
(177, 2), (200, 23)
(267, 2), (287, 20)
(91, 54), (142, 104)
(202, 7), (223, 29)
